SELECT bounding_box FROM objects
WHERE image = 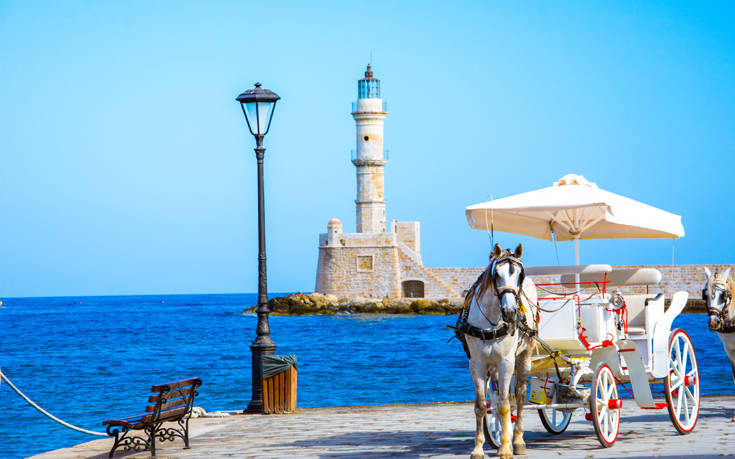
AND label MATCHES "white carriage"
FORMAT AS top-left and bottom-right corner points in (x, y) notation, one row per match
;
(483, 265), (699, 448)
